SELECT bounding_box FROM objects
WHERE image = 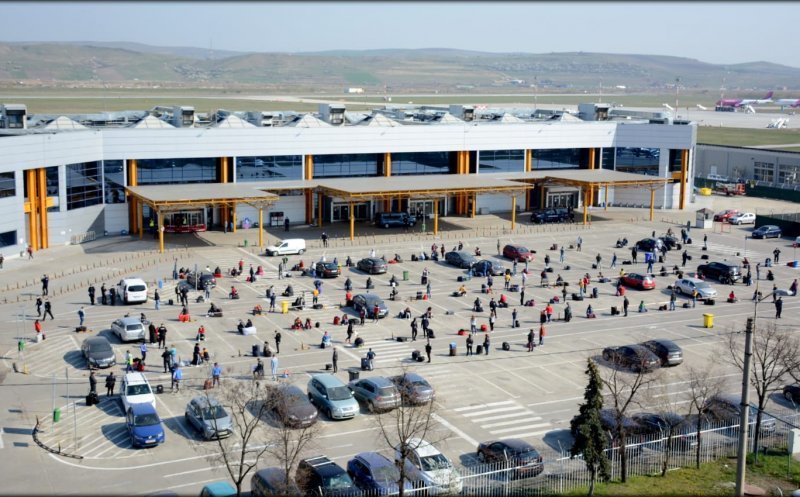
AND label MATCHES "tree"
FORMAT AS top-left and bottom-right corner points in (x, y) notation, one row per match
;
(727, 321), (800, 460)
(570, 359), (610, 497)
(683, 364), (724, 469)
(646, 373), (695, 476)
(601, 353), (659, 483)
